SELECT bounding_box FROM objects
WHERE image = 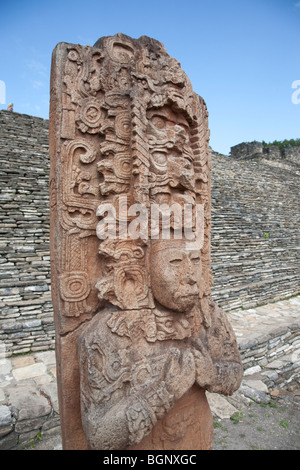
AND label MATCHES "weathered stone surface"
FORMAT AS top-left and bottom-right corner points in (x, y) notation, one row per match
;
(6, 384), (51, 420)
(0, 425), (13, 438)
(41, 382), (59, 413)
(206, 392), (238, 419)
(14, 415), (48, 433)
(128, 386), (214, 450)
(0, 389), (6, 403)
(242, 379), (268, 393)
(11, 355), (35, 368)
(0, 431), (18, 450)
(34, 351), (56, 366)
(0, 405), (12, 428)
(12, 362), (47, 381)
(50, 33), (243, 450)
(244, 365), (262, 376)
(239, 382), (270, 404)
(0, 358), (12, 375)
